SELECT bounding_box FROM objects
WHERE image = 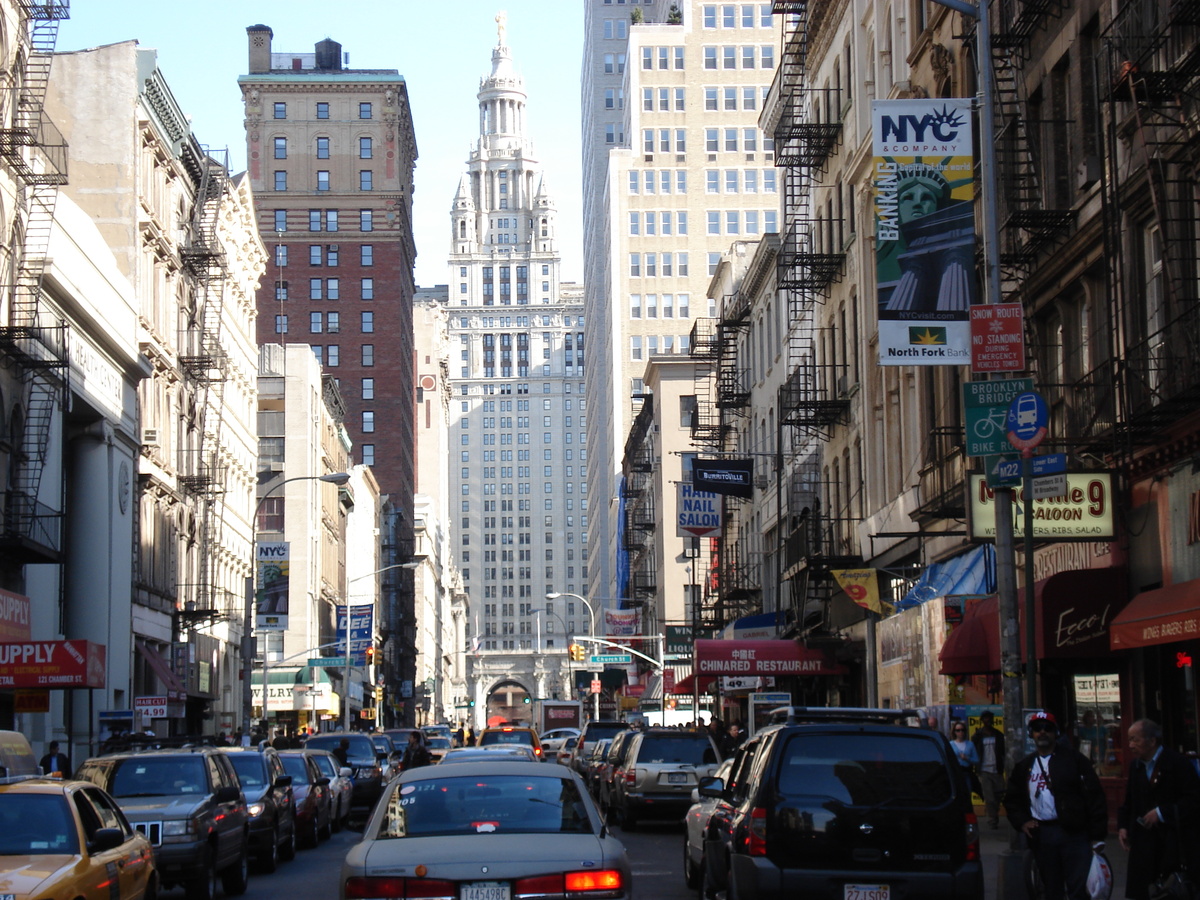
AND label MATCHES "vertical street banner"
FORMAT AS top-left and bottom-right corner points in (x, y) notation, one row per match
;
(337, 605), (375, 665)
(873, 99), (976, 366)
(255, 542), (290, 631)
